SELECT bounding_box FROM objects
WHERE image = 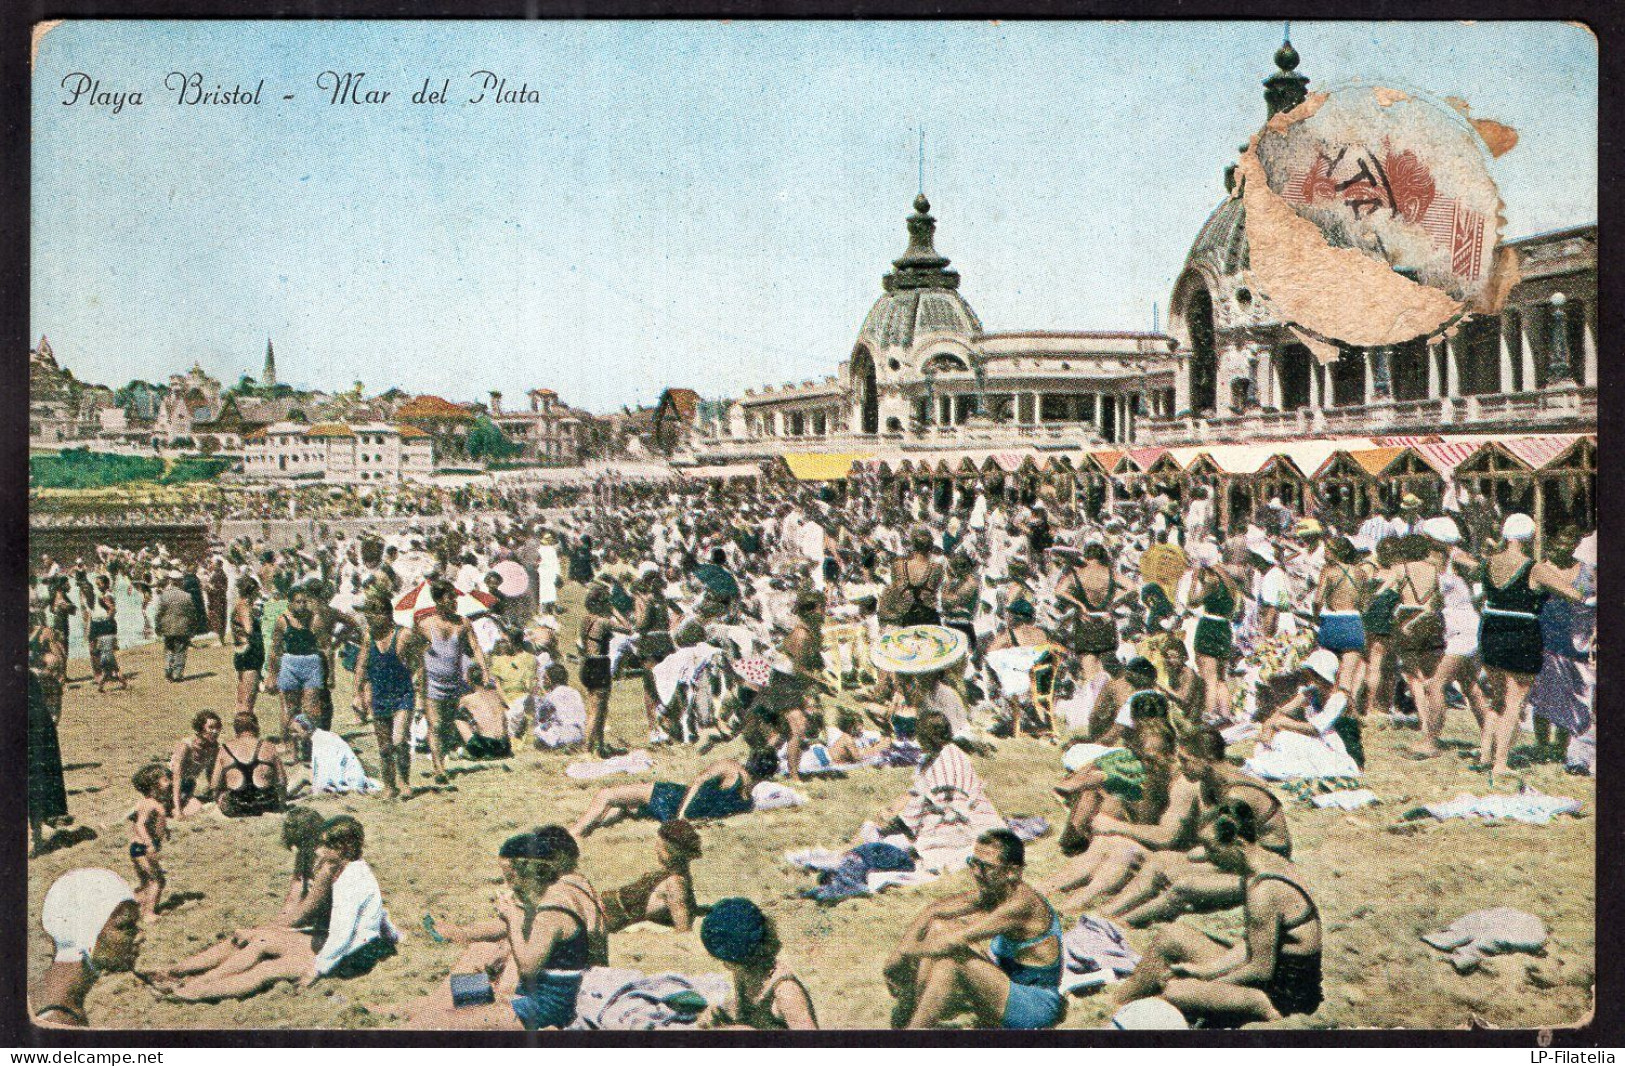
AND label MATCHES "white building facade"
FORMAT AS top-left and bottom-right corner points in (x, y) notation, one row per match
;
(243, 422), (434, 484)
